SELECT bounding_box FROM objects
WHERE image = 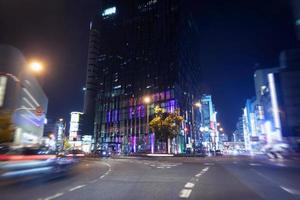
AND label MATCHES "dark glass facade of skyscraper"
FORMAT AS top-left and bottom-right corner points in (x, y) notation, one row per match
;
(84, 0), (201, 153)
